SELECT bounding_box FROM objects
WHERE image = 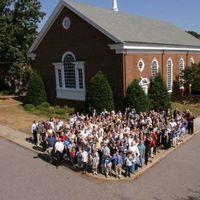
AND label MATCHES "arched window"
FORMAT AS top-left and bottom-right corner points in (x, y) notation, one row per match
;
(179, 58), (185, 73)
(138, 59), (145, 71)
(167, 58), (173, 92)
(151, 59), (159, 79)
(179, 58), (185, 90)
(62, 52), (76, 89)
(53, 51), (85, 101)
